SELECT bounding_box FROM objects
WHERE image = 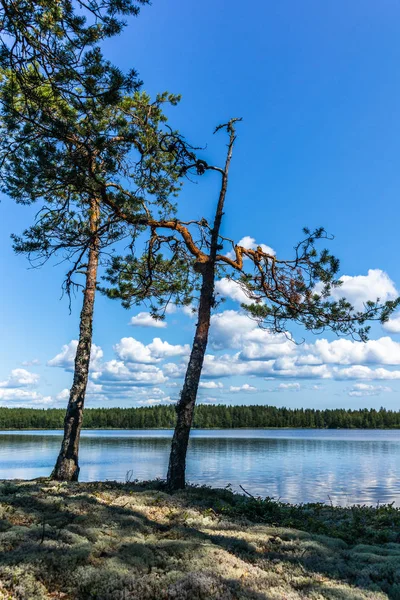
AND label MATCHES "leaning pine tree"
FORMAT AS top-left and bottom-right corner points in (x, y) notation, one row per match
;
(103, 119), (399, 490)
(0, 57), (189, 479)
